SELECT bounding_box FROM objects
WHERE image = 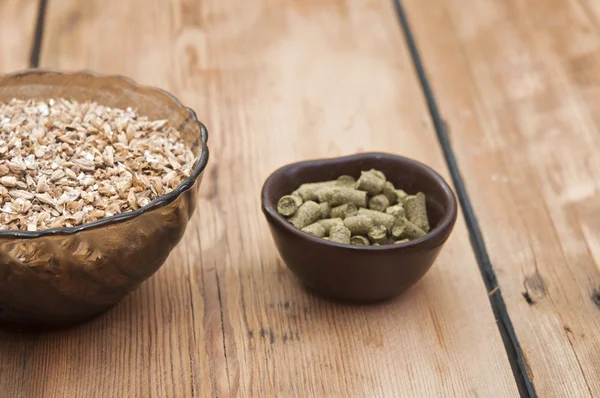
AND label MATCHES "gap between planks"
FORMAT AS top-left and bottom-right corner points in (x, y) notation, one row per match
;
(391, 0), (536, 397)
(29, 0), (48, 68)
